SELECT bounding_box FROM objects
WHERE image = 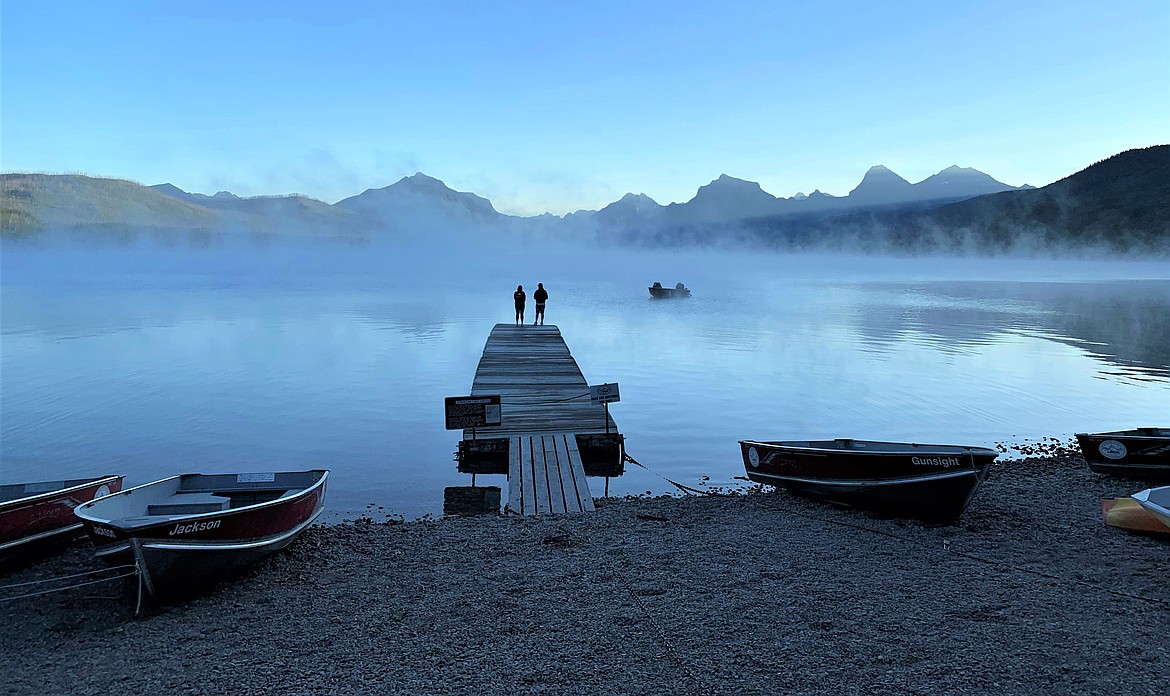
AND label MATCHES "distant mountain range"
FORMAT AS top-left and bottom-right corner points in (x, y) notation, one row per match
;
(730, 145), (1170, 254)
(2, 146), (1166, 255)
